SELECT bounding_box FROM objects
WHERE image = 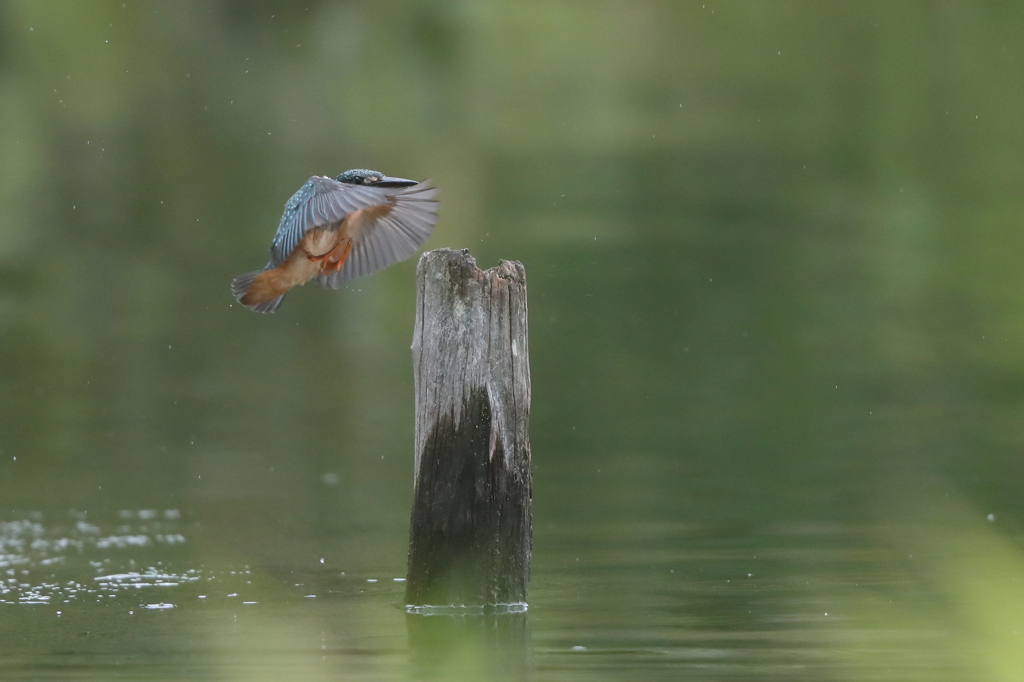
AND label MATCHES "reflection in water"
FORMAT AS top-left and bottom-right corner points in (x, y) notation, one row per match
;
(408, 611), (532, 682)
